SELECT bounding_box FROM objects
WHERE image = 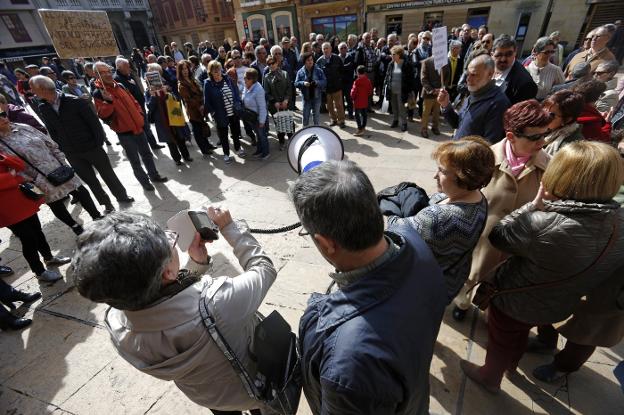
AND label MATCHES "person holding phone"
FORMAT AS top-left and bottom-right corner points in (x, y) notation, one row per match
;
(71, 208), (276, 414)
